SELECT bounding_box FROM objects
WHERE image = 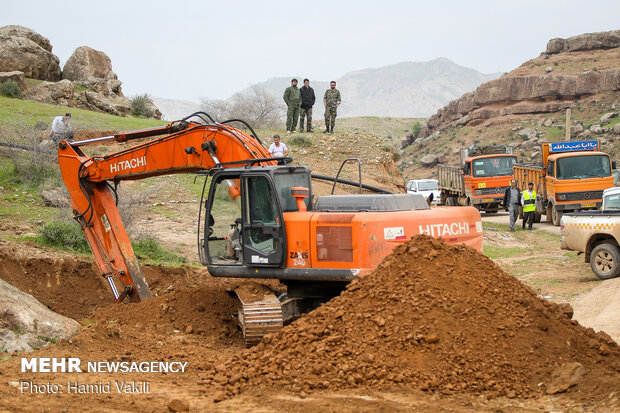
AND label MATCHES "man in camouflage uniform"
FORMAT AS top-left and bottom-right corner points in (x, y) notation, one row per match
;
(283, 79), (301, 133)
(323, 81), (341, 133)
